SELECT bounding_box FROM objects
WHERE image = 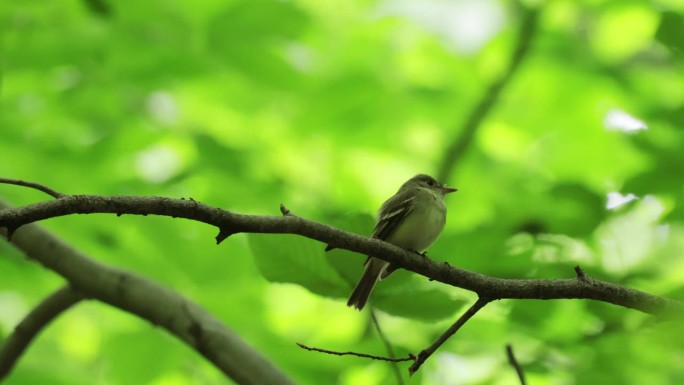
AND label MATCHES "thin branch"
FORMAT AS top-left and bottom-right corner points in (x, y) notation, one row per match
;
(437, 6), (540, 182)
(409, 297), (490, 375)
(0, 200), (296, 385)
(371, 310), (404, 385)
(0, 285), (84, 381)
(0, 193), (681, 317)
(296, 343), (413, 363)
(0, 178), (65, 198)
(506, 344), (527, 385)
